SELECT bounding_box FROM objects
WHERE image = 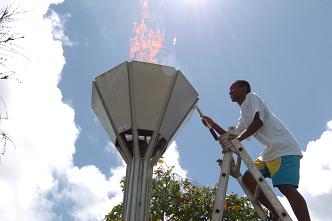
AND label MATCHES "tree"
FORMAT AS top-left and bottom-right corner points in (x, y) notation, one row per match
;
(104, 163), (260, 221)
(0, 4), (24, 80)
(0, 4), (23, 160)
